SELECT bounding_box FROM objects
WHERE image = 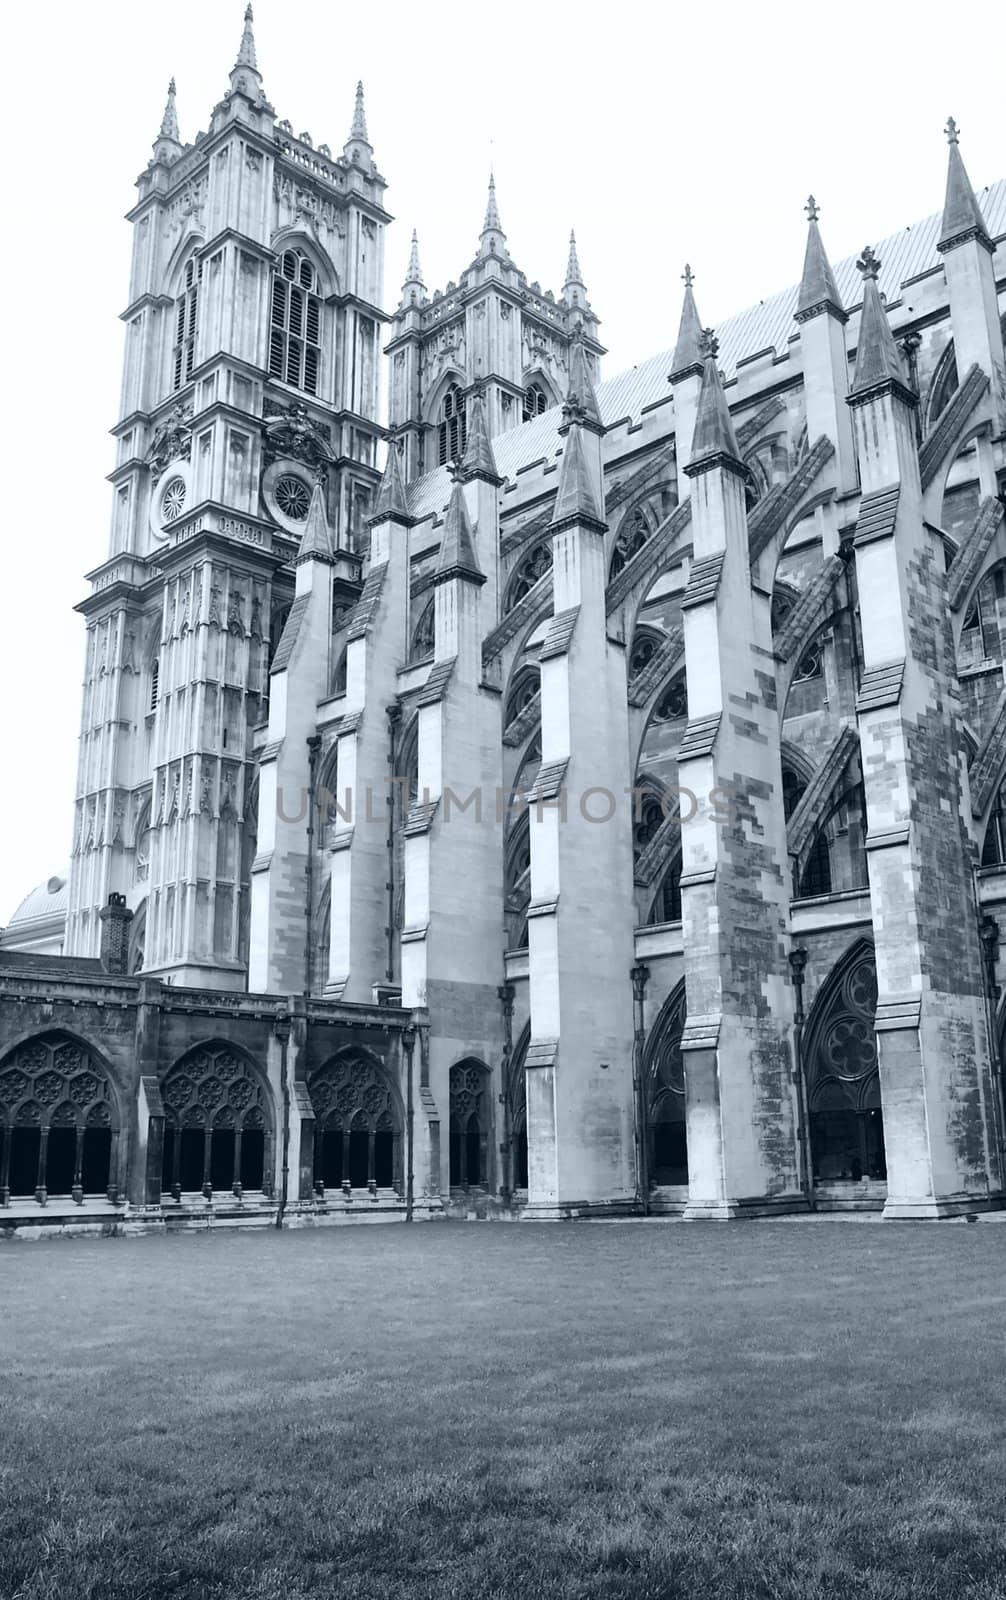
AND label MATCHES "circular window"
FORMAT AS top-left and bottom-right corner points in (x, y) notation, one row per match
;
(274, 474), (311, 521)
(161, 477), (187, 523)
